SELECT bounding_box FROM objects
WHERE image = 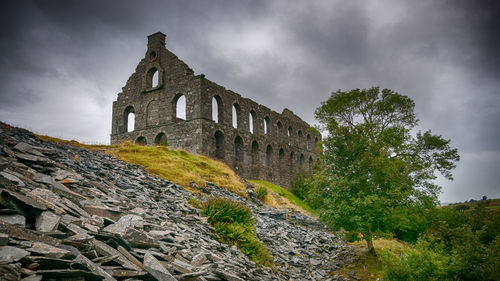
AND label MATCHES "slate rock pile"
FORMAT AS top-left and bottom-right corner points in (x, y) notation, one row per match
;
(0, 122), (352, 281)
